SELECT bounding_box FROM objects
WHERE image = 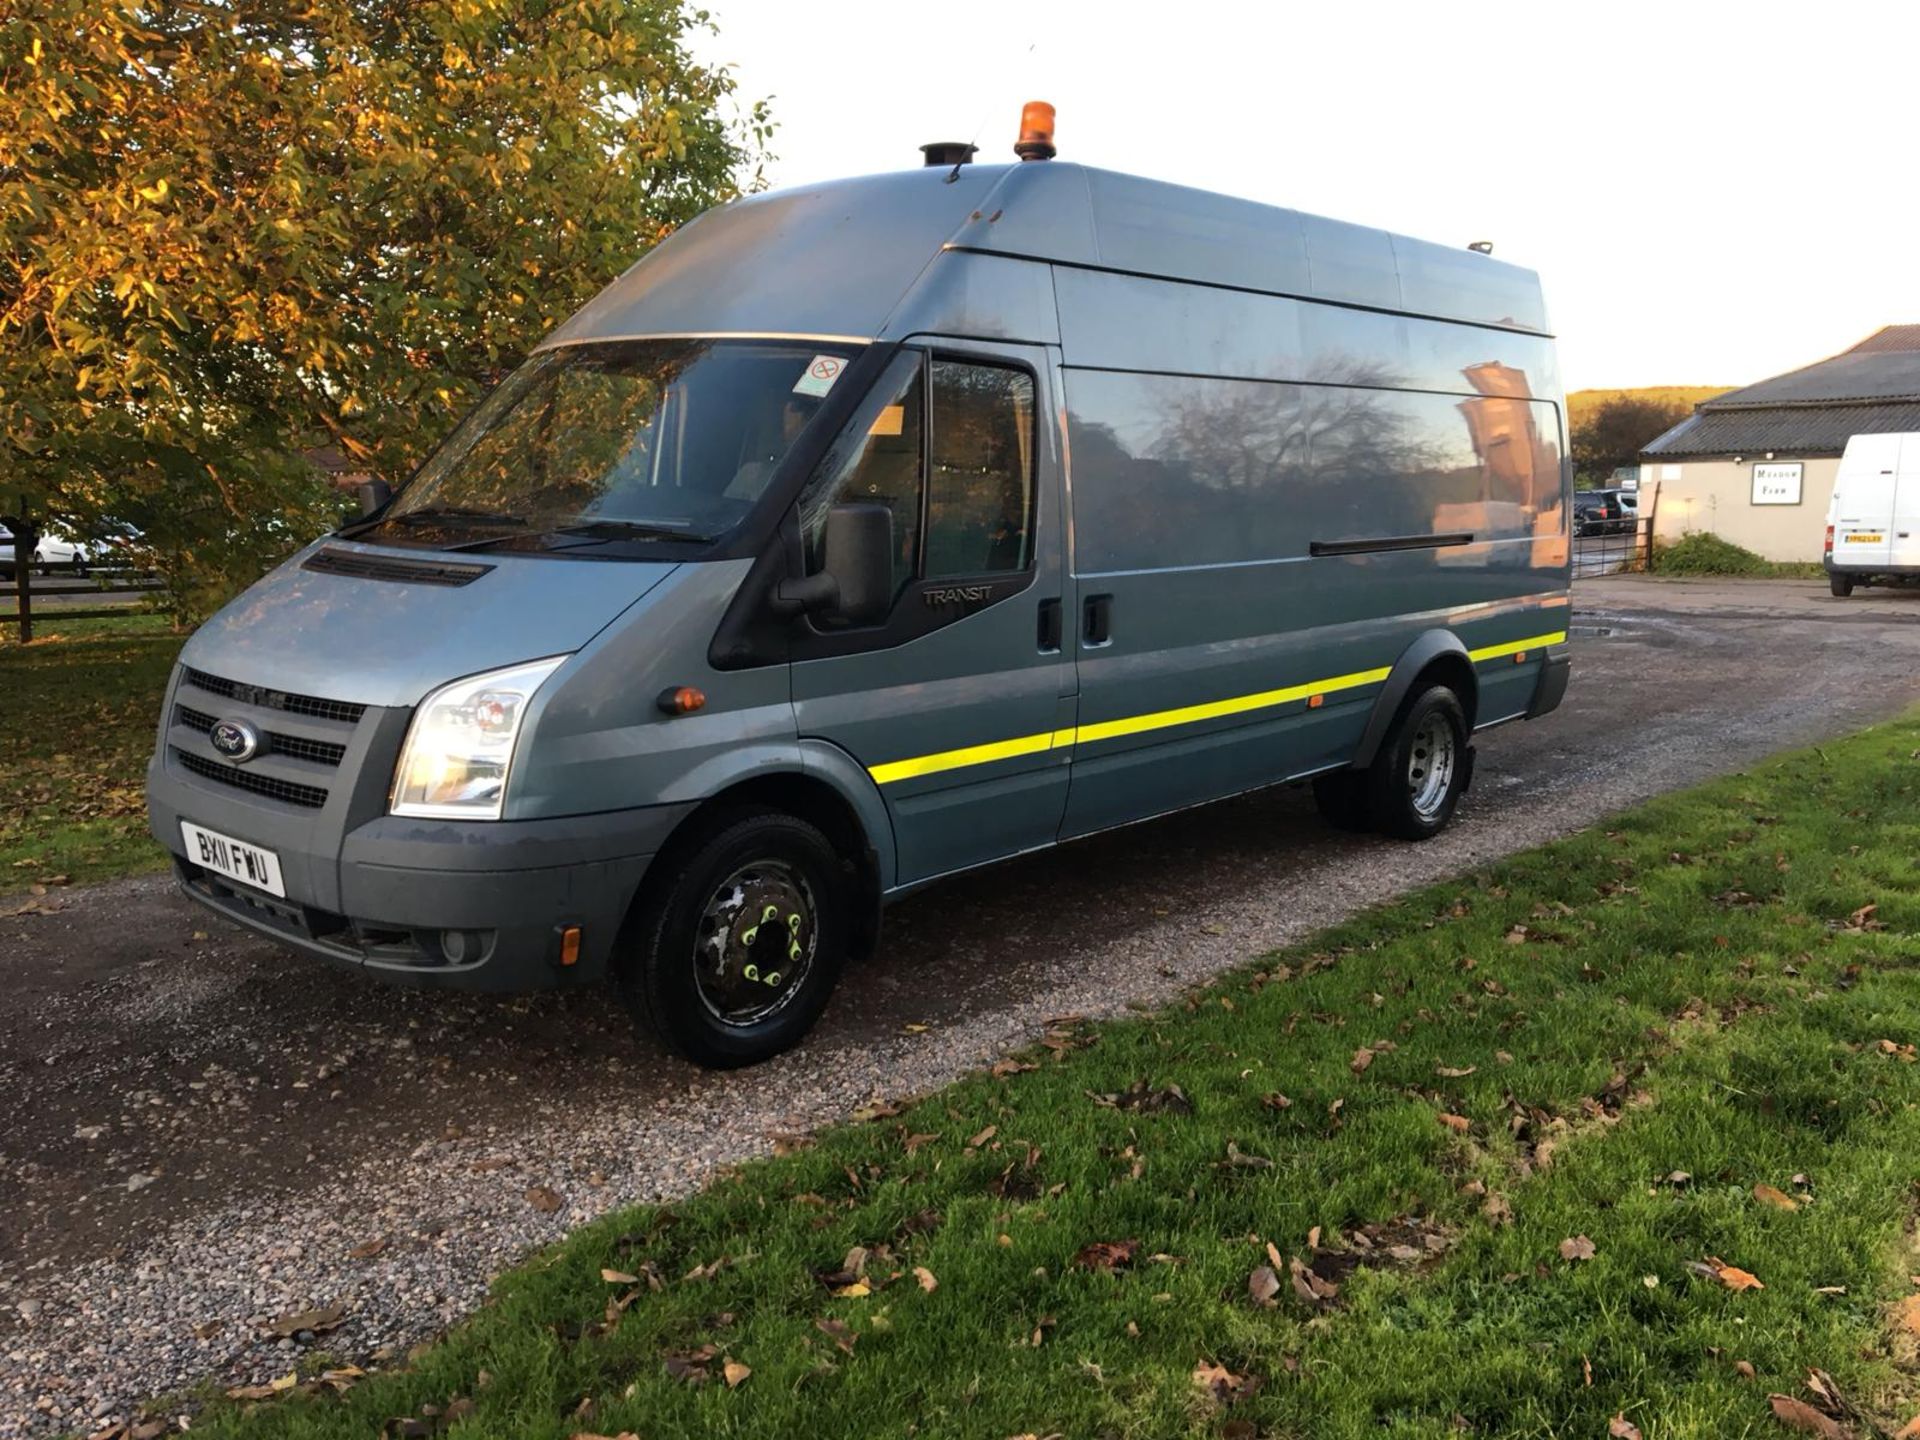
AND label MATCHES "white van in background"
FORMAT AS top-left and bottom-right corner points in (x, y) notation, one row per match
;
(1825, 432), (1920, 596)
